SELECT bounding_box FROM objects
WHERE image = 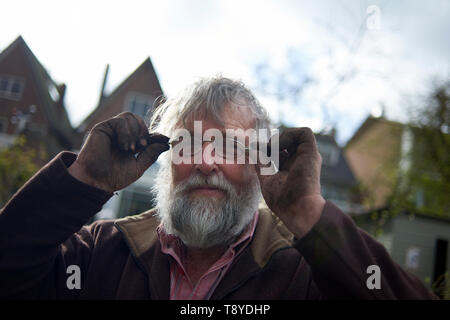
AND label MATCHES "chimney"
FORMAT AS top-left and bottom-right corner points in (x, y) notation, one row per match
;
(330, 127), (337, 138)
(98, 64), (110, 106)
(58, 83), (66, 102)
